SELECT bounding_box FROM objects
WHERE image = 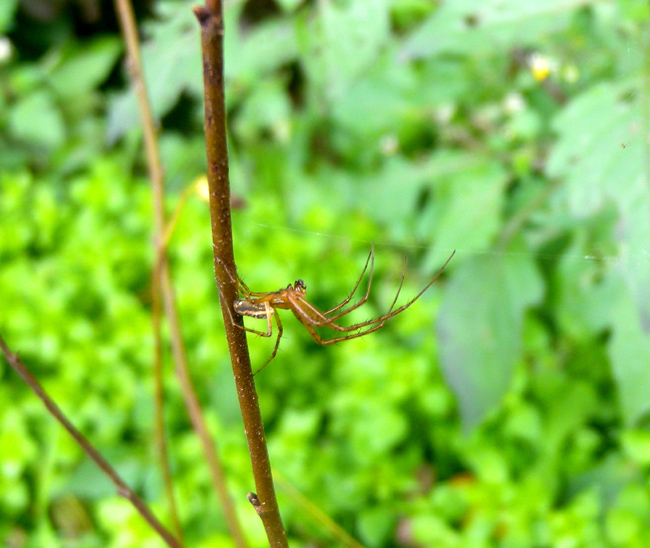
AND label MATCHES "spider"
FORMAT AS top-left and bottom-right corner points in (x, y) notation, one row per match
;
(218, 245), (454, 374)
